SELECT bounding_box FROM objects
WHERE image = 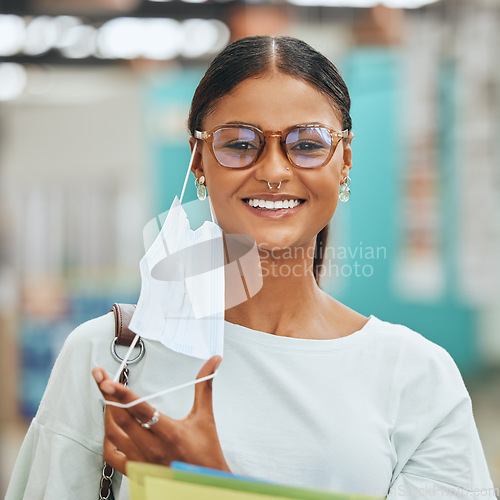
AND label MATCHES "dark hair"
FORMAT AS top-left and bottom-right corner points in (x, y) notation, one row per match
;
(188, 35), (352, 284)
